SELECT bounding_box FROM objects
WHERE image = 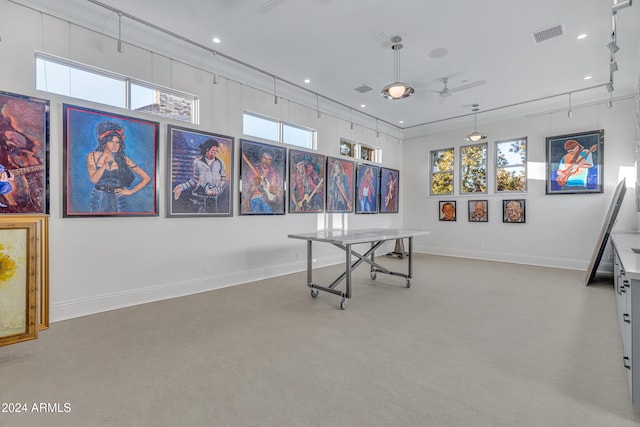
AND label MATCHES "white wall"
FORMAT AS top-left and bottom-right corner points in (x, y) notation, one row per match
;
(2, 2), (638, 324)
(403, 97), (638, 270)
(0, 2), (403, 322)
